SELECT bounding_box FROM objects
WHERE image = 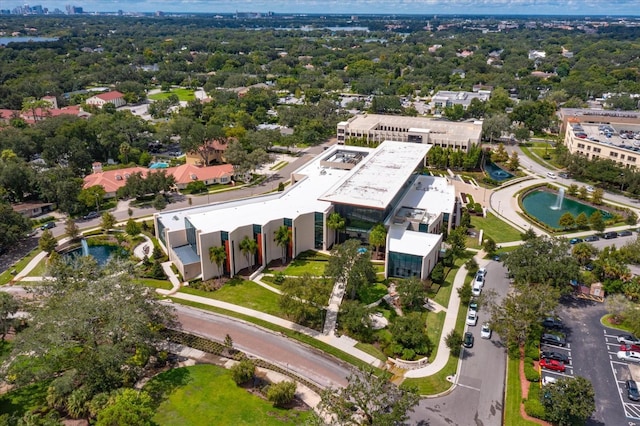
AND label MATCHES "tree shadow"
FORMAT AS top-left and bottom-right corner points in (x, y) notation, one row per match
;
(144, 367), (192, 408)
